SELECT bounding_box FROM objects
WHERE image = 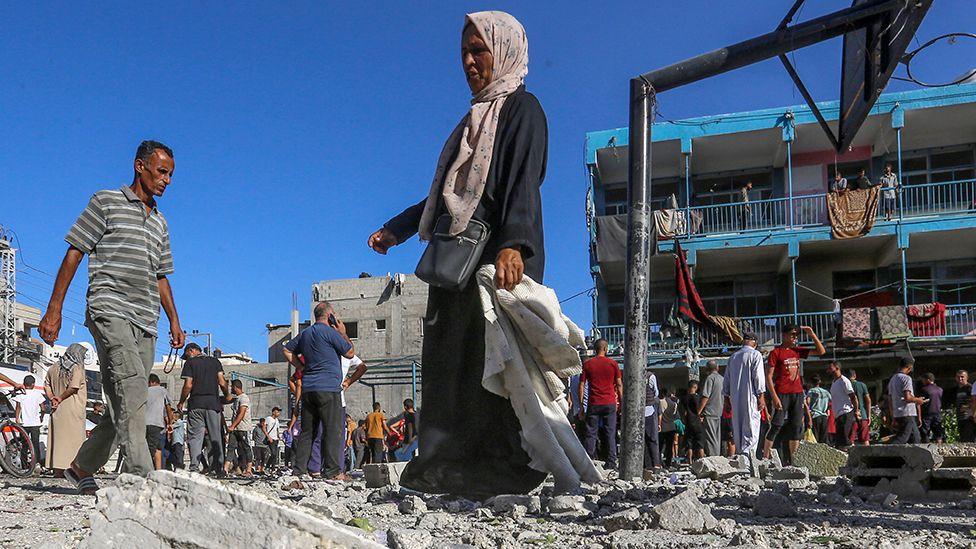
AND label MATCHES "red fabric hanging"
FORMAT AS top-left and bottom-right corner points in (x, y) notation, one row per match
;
(674, 241), (714, 326)
(907, 302), (947, 337)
